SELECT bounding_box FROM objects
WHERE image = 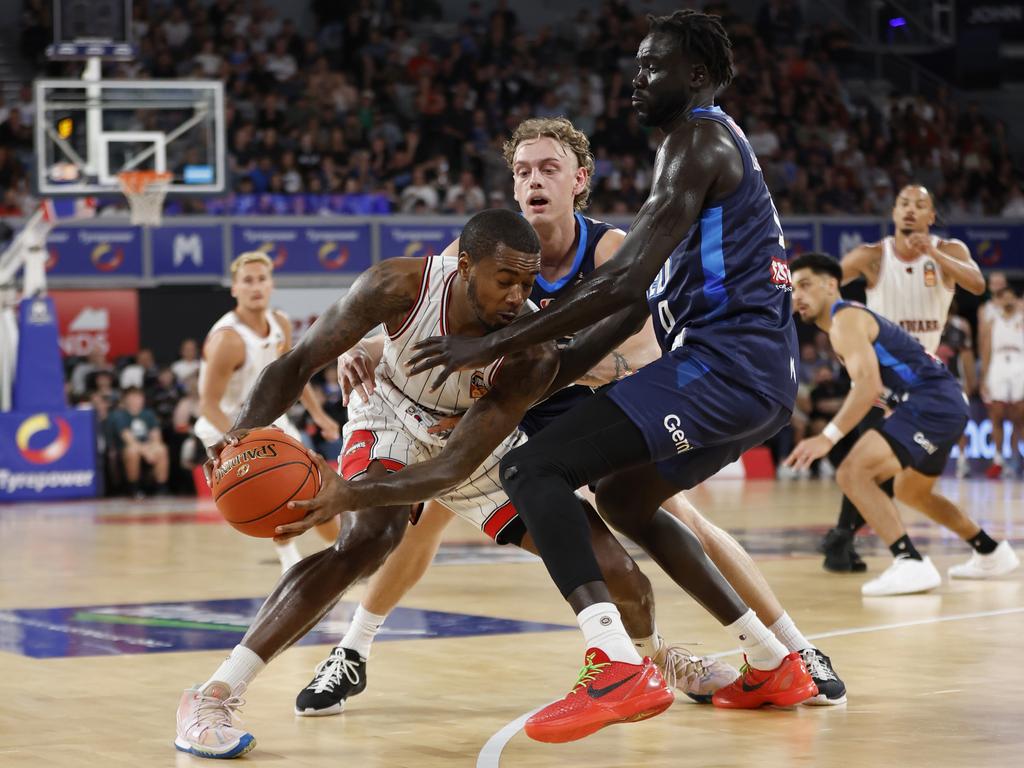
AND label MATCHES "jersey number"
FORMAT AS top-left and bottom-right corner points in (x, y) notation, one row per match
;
(658, 300), (675, 335)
